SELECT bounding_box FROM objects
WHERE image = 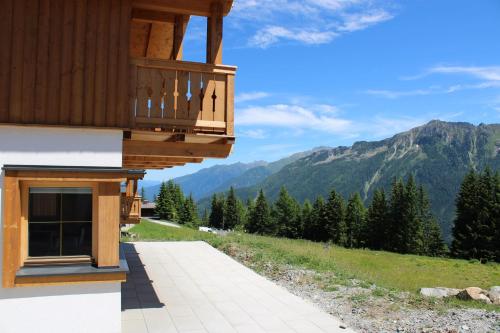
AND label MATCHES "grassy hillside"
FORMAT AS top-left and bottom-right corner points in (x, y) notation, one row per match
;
(126, 221), (500, 299)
